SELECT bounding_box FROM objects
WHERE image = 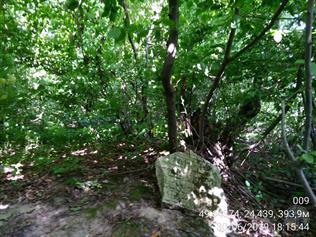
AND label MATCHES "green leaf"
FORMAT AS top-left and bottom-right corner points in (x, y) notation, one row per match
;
(300, 154), (314, 164)
(0, 78), (6, 85)
(0, 94), (8, 100)
(294, 59), (305, 65)
(115, 28), (126, 43)
(102, 5), (111, 17)
(311, 62), (316, 77)
(108, 27), (121, 39)
(70, 207), (81, 212)
(109, 6), (119, 22)
(286, 67), (298, 72)
(7, 75), (16, 84)
(65, 0), (79, 11)
(262, 0), (281, 7)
